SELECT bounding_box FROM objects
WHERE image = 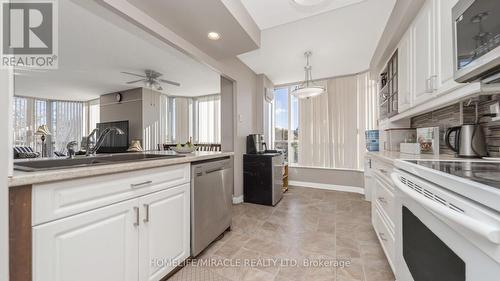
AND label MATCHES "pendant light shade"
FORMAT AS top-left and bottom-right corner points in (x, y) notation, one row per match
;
(292, 51), (325, 99)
